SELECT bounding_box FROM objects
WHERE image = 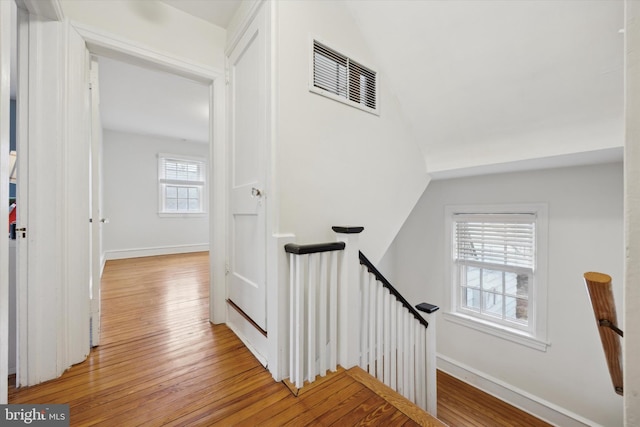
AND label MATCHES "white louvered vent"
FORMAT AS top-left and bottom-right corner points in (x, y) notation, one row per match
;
(311, 40), (378, 114)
